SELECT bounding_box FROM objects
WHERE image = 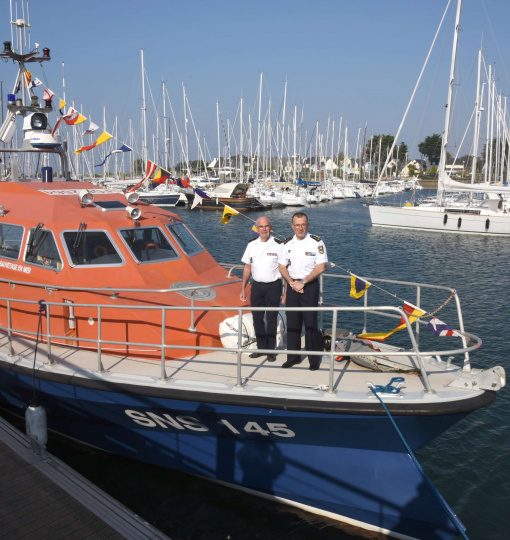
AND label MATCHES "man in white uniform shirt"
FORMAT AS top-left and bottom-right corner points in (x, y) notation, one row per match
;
(240, 216), (283, 362)
(278, 212), (328, 370)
